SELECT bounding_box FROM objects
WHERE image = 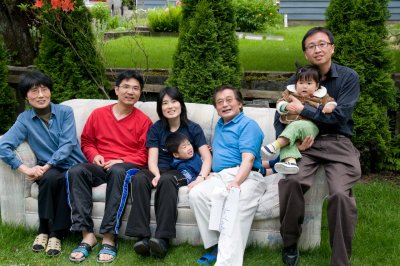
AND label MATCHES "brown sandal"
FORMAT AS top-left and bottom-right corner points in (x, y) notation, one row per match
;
(45, 237), (62, 257)
(32, 234), (48, 252)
